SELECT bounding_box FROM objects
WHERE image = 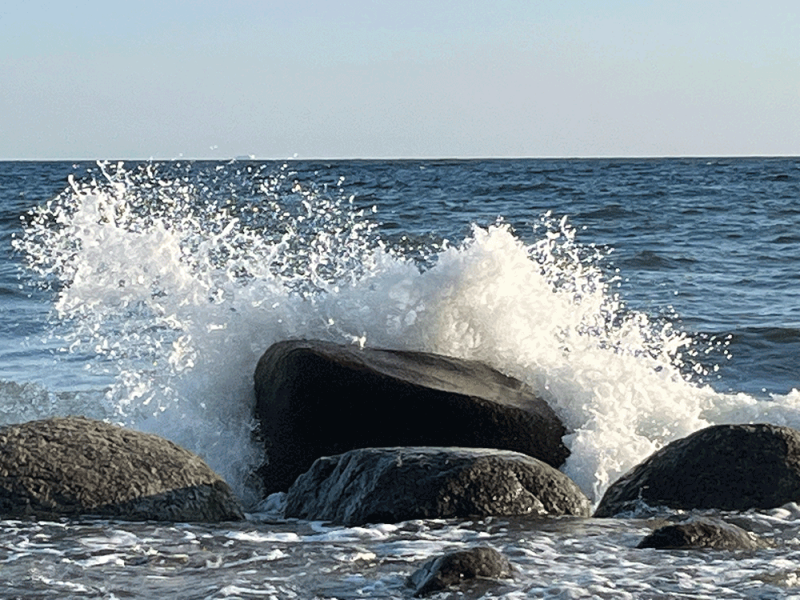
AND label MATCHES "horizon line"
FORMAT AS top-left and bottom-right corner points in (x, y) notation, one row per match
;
(2, 153), (799, 162)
